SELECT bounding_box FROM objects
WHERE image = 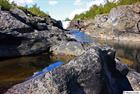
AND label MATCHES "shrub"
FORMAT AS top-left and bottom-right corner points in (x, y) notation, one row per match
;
(0, 1), (49, 18)
(28, 4), (48, 17)
(73, 0), (140, 20)
(17, 6), (28, 11)
(0, 0), (12, 10)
